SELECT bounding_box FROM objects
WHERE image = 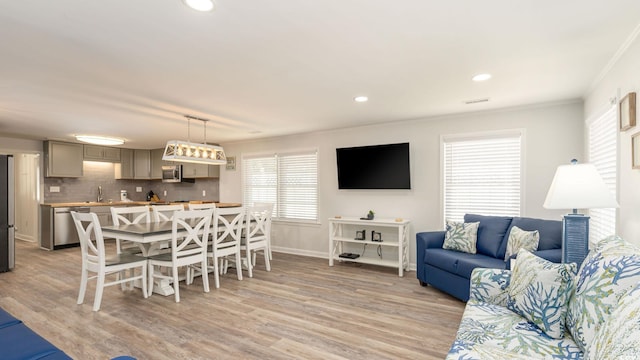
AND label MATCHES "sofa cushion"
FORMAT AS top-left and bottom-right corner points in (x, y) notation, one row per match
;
(566, 235), (640, 352)
(506, 217), (561, 252)
(443, 220), (480, 254)
(587, 281), (640, 359)
(464, 214), (513, 258)
(507, 249), (576, 339)
(446, 299), (583, 359)
(424, 248), (506, 279)
(504, 226), (539, 261)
